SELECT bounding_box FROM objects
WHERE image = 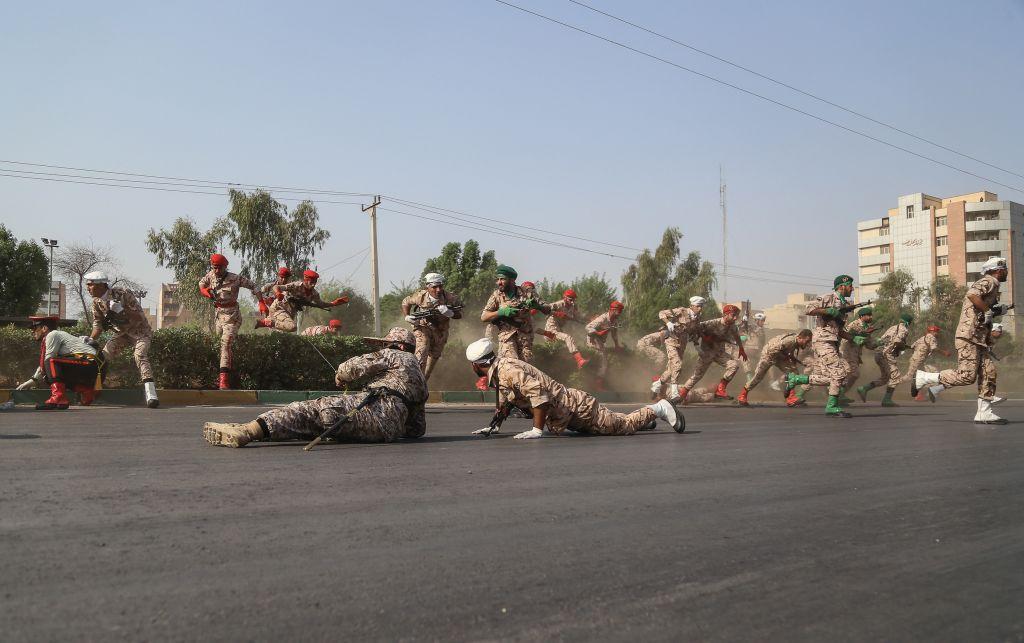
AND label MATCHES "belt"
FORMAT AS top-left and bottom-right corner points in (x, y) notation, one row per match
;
(214, 301), (238, 309)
